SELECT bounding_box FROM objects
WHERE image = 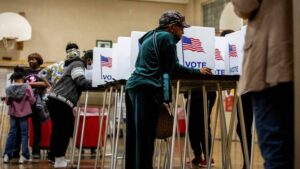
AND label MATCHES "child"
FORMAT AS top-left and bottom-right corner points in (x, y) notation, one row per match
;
(3, 66), (36, 163)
